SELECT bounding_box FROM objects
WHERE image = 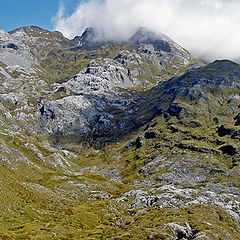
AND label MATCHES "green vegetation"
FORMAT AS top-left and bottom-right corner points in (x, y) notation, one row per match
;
(40, 43), (134, 84)
(0, 26), (239, 239)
